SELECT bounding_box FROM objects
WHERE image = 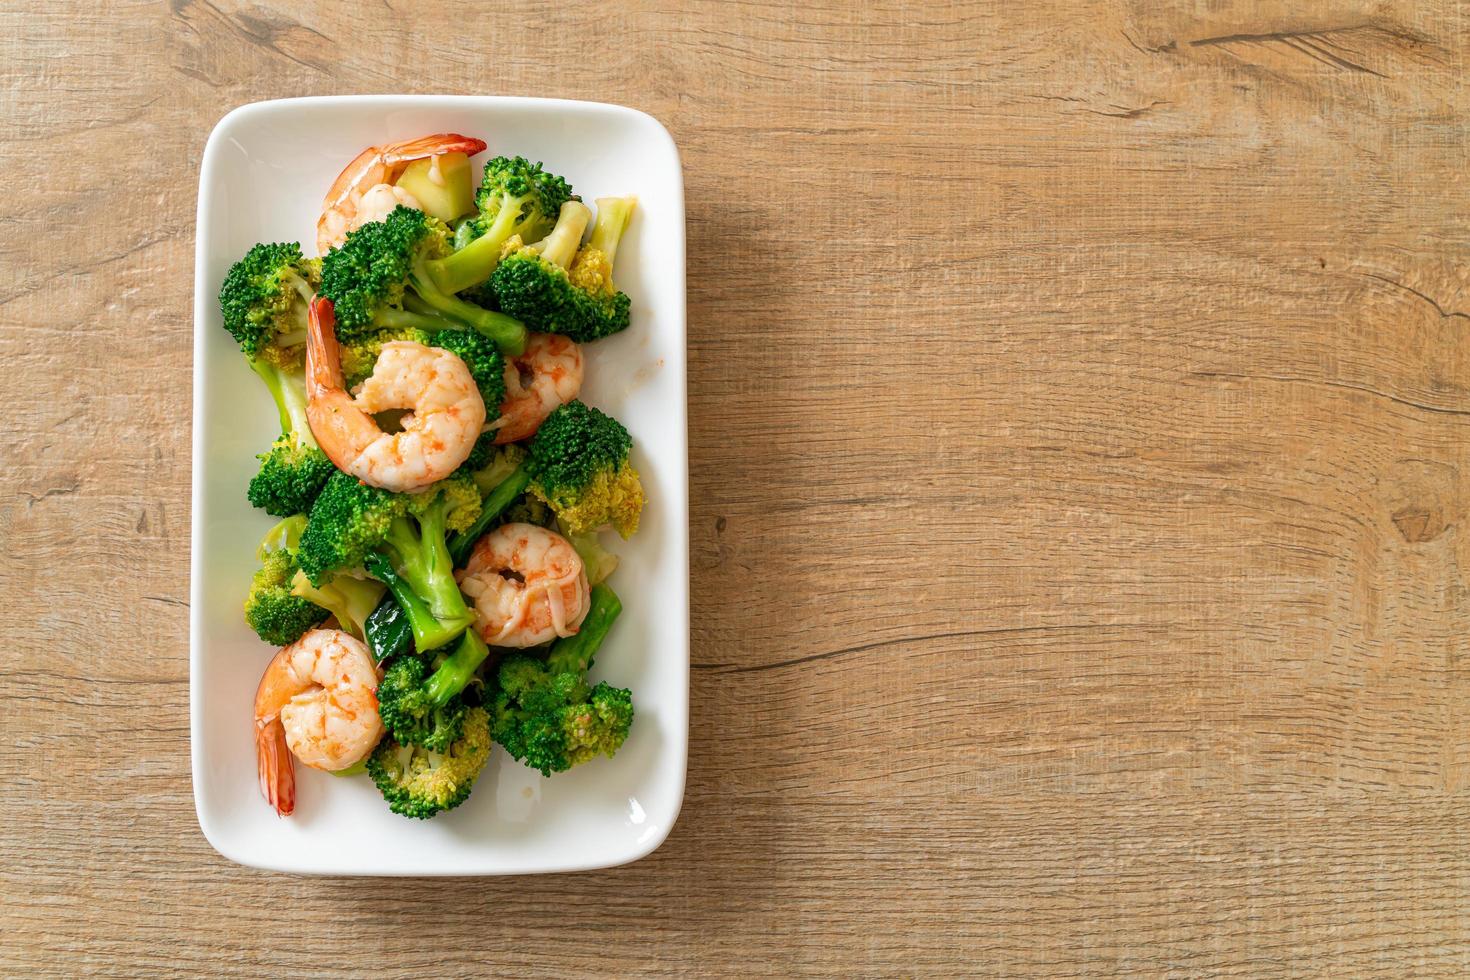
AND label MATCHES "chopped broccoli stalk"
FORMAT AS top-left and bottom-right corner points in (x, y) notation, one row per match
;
(491, 583), (631, 776)
(376, 629), (491, 749)
(245, 355), (334, 517)
(320, 205), (527, 355)
(298, 471), (481, 651)
(526, 400), (645, 537)
(587, 196), (636, 267)
(430, 156), (575, 294)
(329, 760), (367, 778)
(558, 520), (619, 586)
(423, 628), (492, 705)
(218, 241), (319, 359)
(547, 582), (624, 675)
(490, 199), (635, 343)
(256, 514), (306, 557)
(244, 516), (328, 645)
(367, 706), (493, 818)
(289, 569), (384, 640)
(448, 464), (532, 566)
